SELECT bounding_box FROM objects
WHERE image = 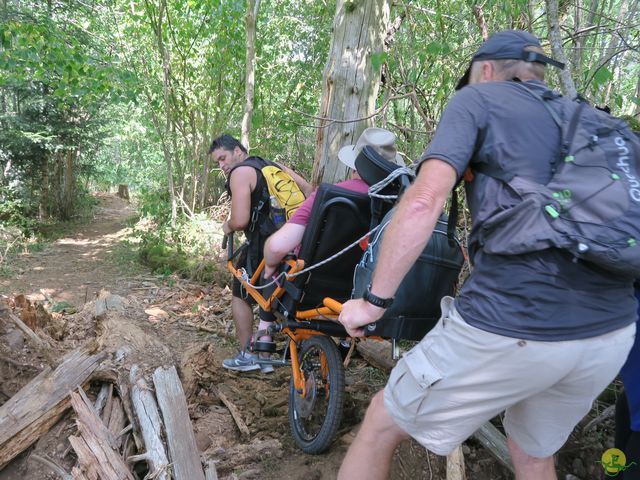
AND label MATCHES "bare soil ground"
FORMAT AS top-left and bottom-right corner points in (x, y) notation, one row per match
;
(0, 194), (618, 480)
